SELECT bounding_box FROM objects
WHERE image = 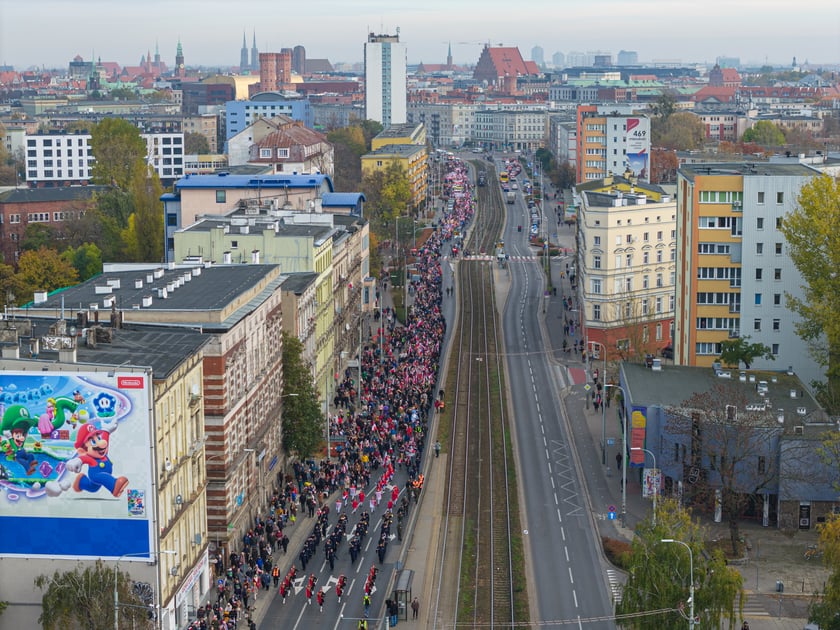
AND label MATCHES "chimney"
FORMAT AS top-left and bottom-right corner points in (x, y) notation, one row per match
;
(252, 250), (261, 264)
(223, 251), (232, 265)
